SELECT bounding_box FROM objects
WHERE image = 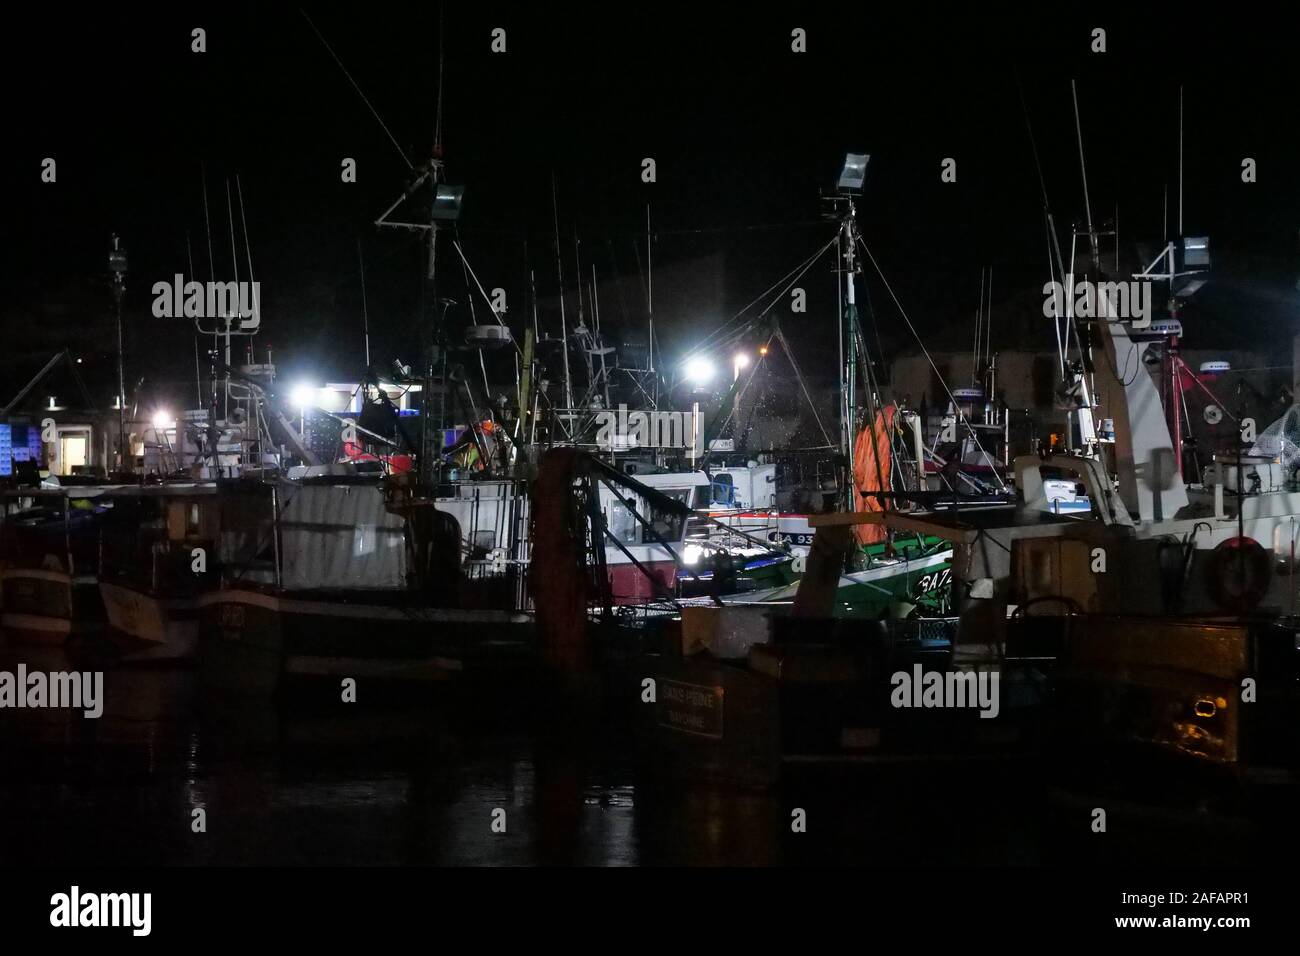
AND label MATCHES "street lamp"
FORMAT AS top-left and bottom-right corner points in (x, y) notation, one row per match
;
(733, 353), (750, 382)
